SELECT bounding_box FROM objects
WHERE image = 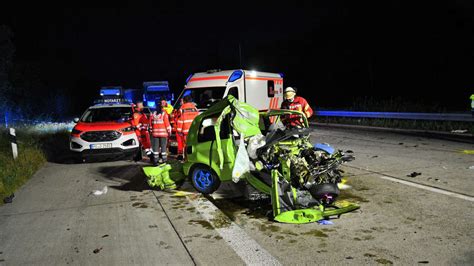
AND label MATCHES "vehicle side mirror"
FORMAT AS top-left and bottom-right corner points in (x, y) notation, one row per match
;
(73, 117), (79, 123)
